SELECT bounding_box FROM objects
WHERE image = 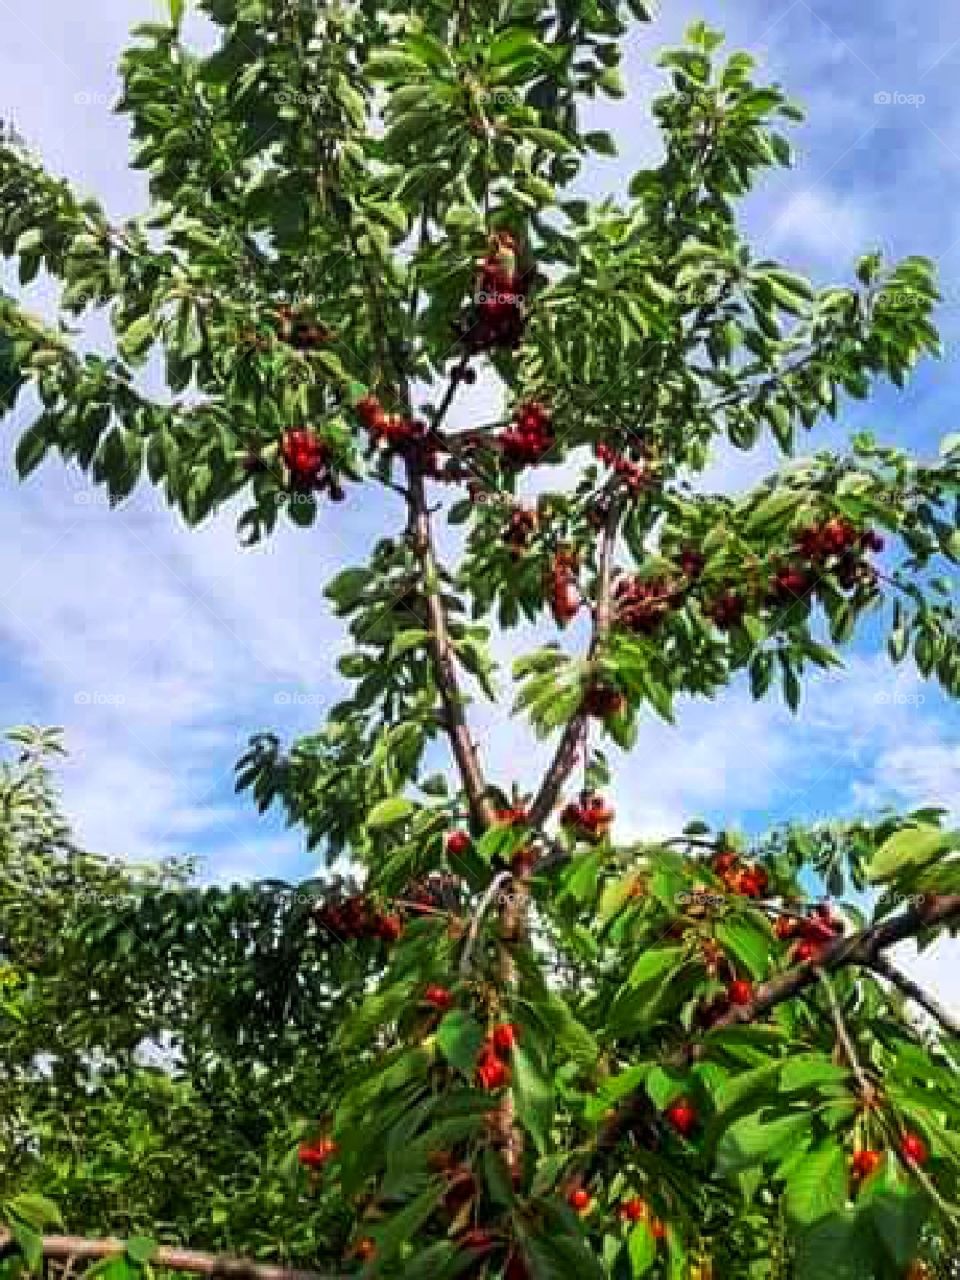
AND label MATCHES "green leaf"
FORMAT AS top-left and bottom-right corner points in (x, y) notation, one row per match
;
(7, 1194), (63, 1231)
(436, 1010), (484, 1073)
(784, 1141), (847, 1226)
(628, 1222), (657, 1275)
(511, 1047), (553, 1153)
(125, 1238), (157, 1265)
(15, 429), (50, 479)
(866, 825), (951, 884)
(367, 796), (415, 829)
(716, 1111), (811, 1175)
(168, 0), (184, 25)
